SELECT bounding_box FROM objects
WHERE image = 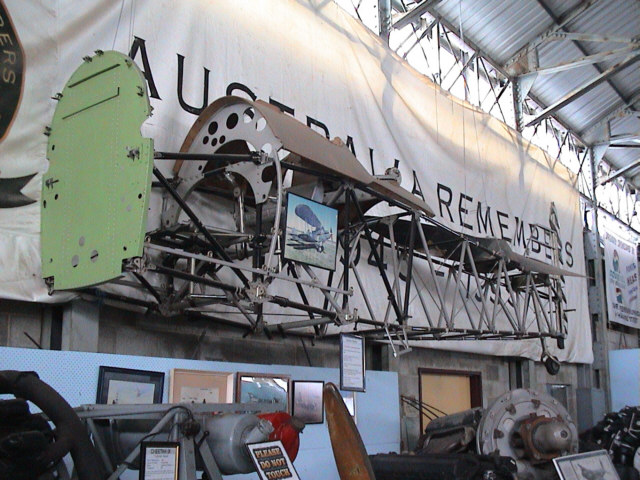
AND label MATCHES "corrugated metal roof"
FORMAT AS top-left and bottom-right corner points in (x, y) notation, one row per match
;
(428, 0), (640, 184)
